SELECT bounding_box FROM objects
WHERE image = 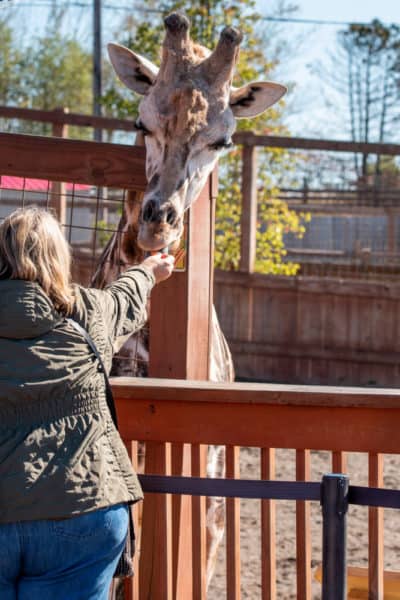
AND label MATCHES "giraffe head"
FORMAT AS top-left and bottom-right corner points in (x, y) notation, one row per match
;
(108, 12), (286, 252)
